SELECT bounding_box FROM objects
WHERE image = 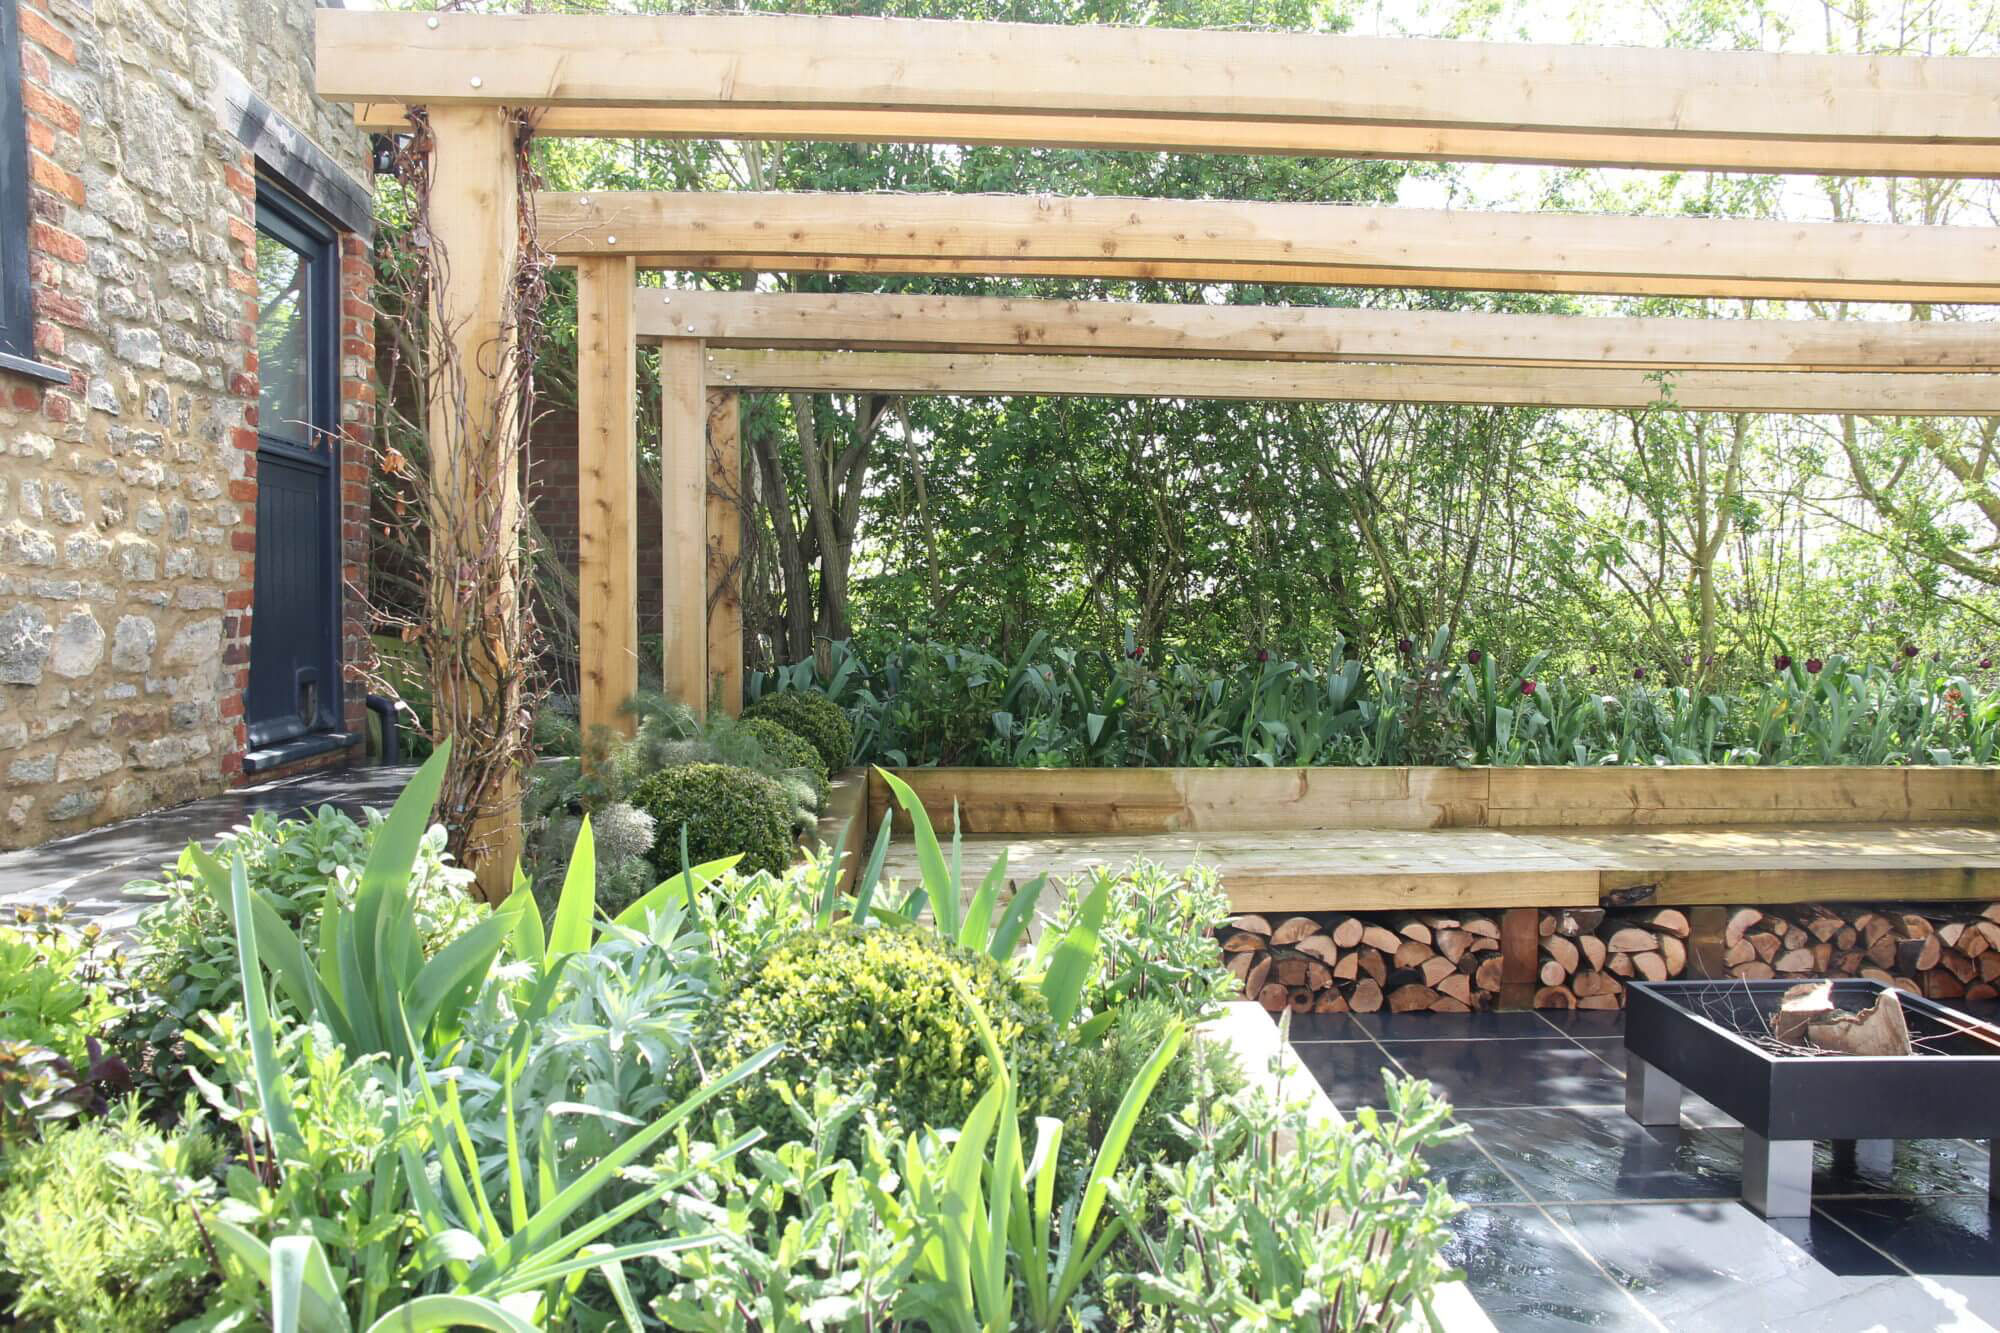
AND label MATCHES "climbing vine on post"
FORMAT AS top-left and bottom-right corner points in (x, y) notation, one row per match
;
(365, 105), (551, 898)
